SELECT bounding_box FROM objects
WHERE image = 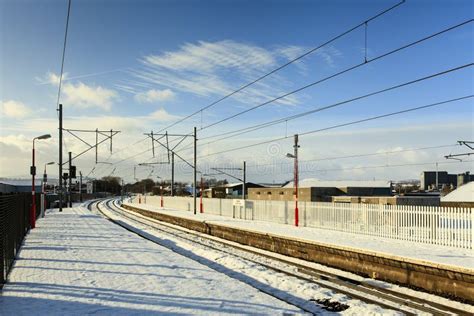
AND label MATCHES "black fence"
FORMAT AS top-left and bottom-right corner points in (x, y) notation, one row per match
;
(0, 193), (38, 286)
